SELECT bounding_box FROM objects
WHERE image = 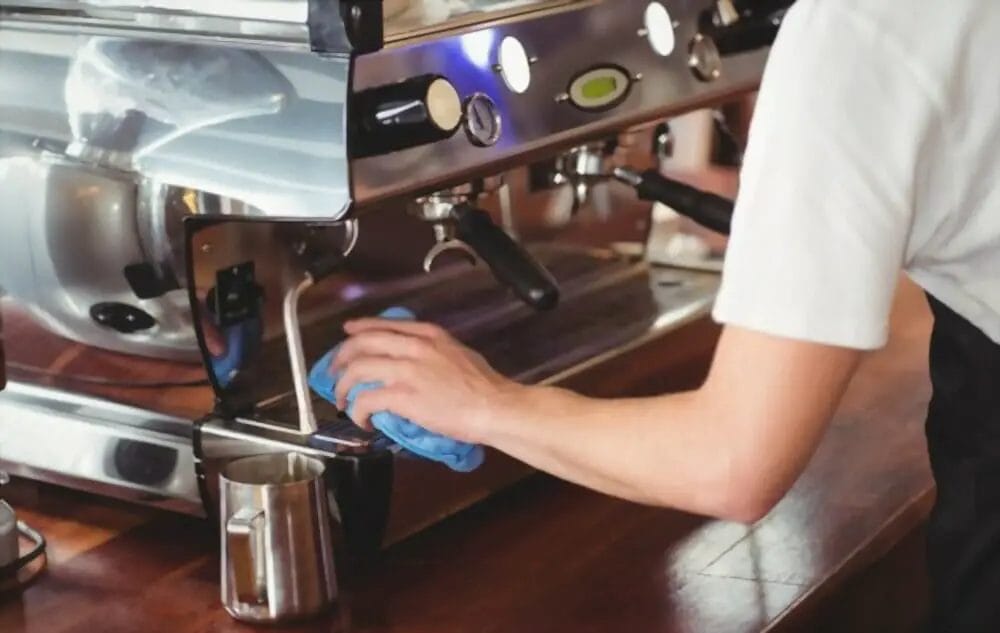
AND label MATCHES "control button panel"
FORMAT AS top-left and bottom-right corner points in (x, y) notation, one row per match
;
(349, 0), (776, 204)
